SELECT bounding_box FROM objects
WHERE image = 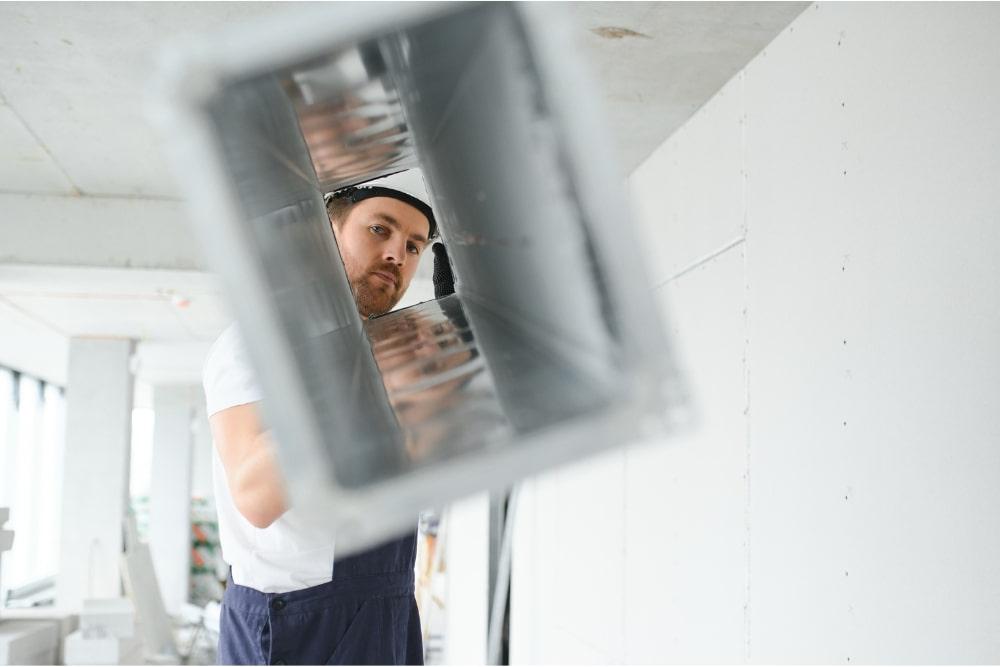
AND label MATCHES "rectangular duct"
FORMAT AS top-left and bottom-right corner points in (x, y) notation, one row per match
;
(153, 2), (689, 553)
